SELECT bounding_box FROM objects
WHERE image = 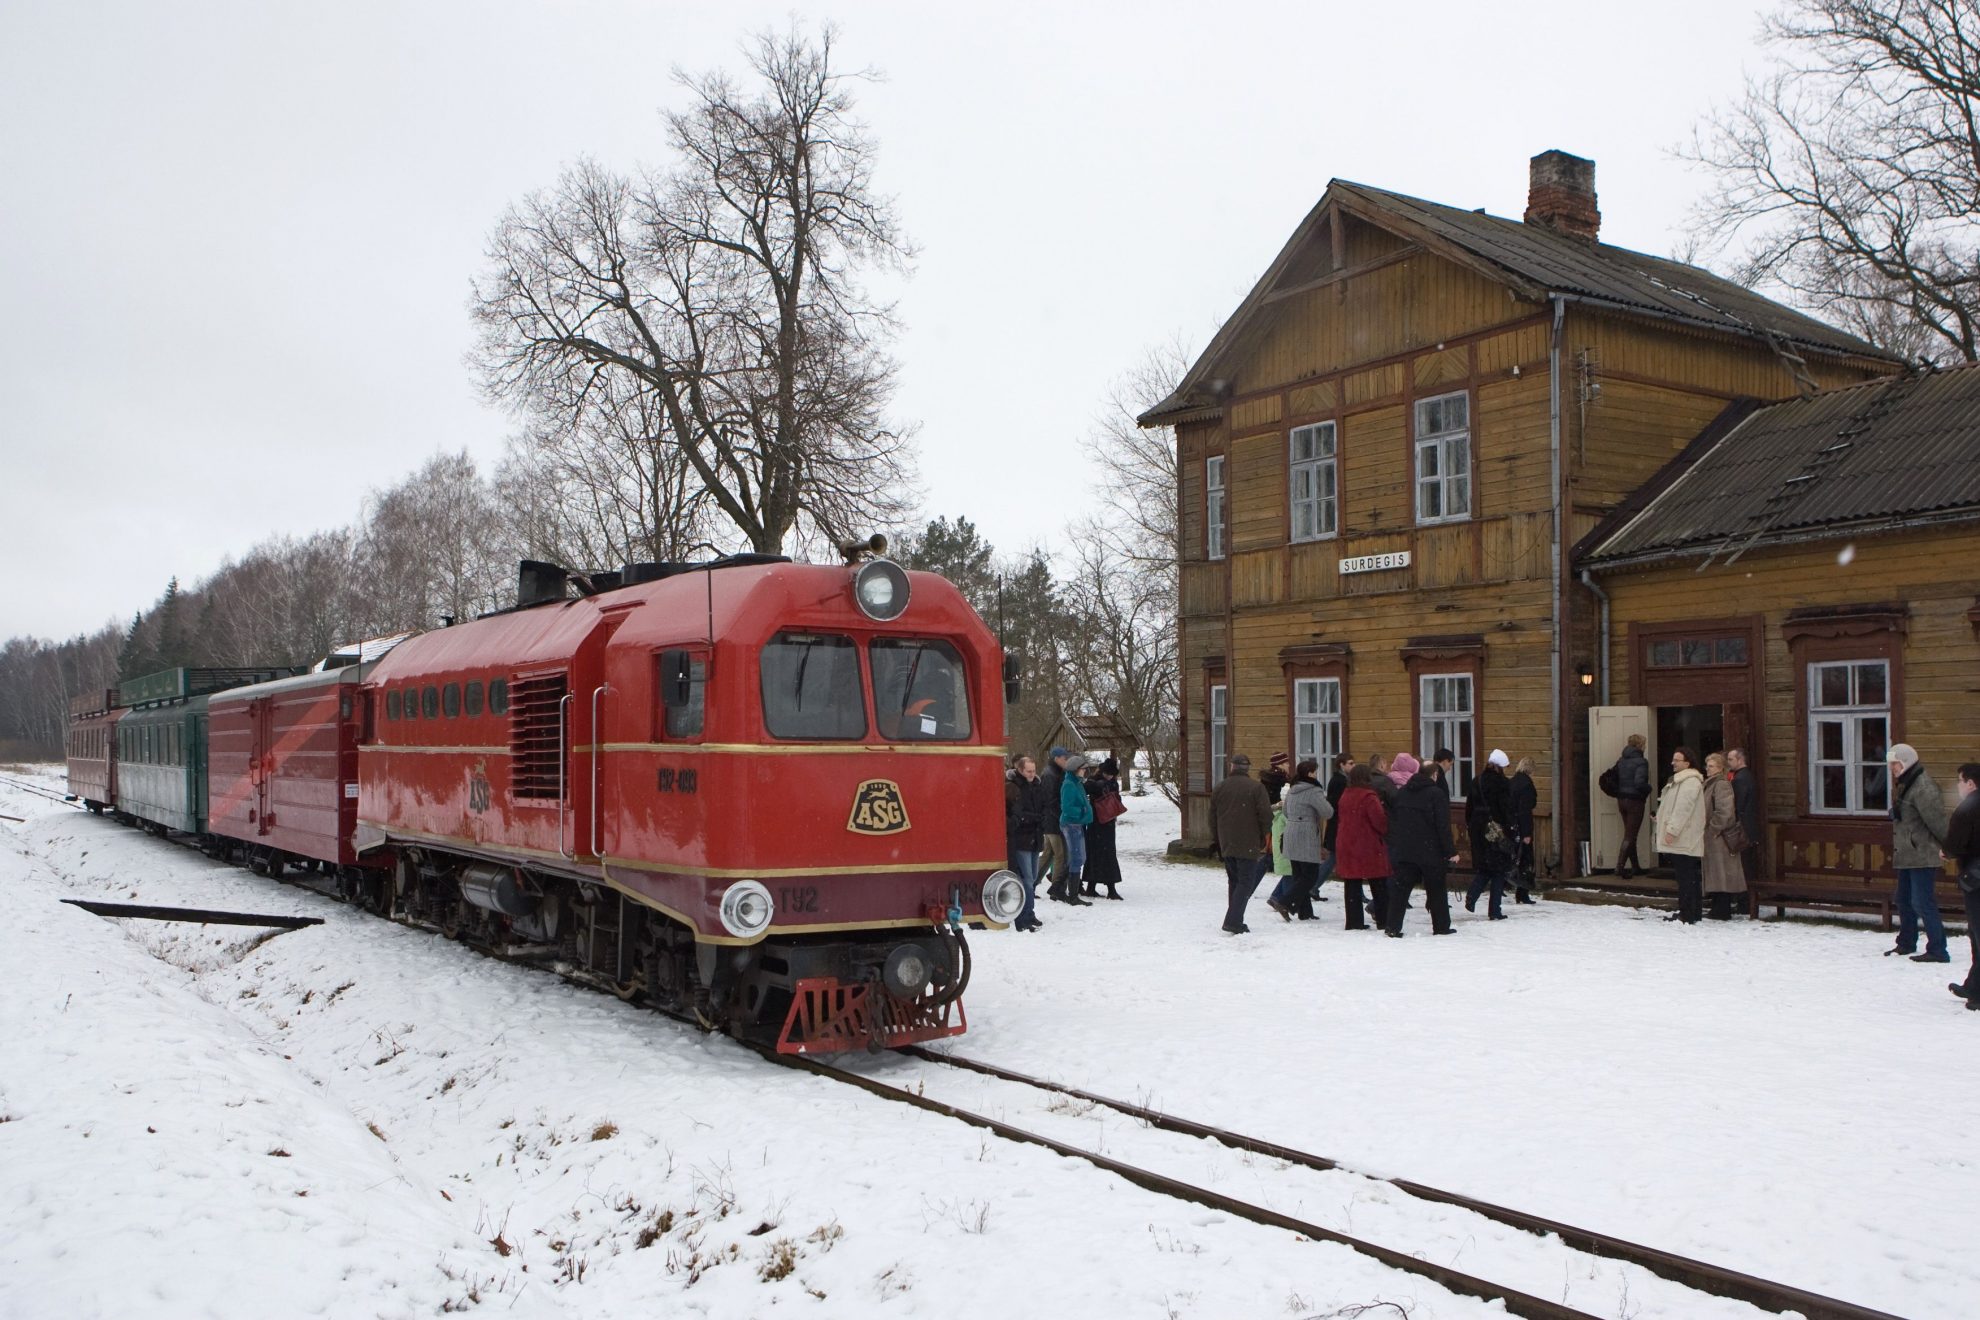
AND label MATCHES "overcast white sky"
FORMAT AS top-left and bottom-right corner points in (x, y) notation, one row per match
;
(0, 0), (1782, 640)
